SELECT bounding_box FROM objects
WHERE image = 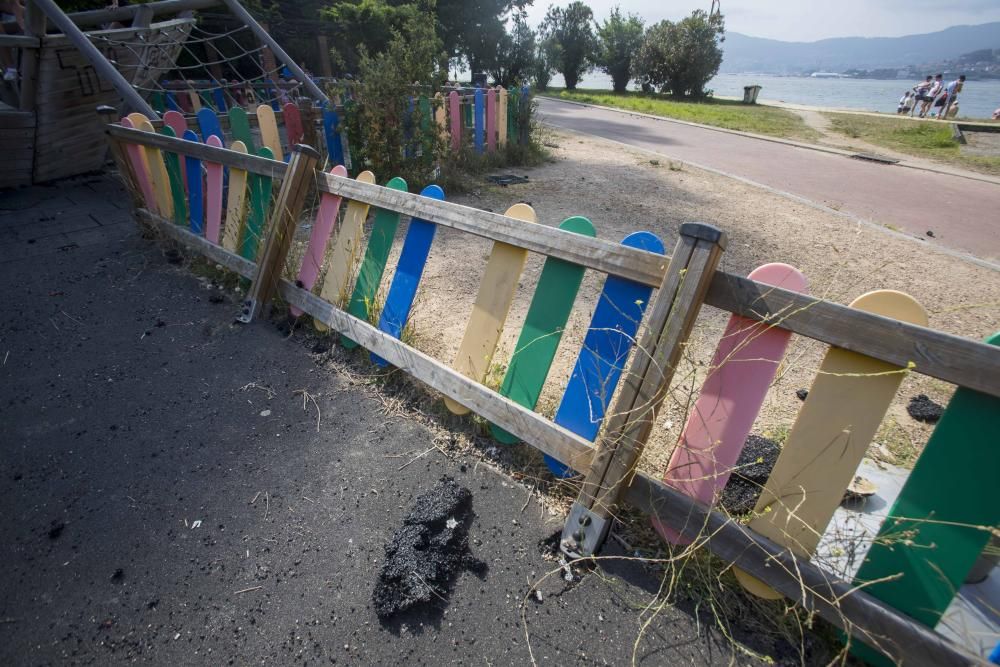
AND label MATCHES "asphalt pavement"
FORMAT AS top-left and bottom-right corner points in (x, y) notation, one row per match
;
(537, 96), (1000, 265)
(0, 175), (772, 665)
